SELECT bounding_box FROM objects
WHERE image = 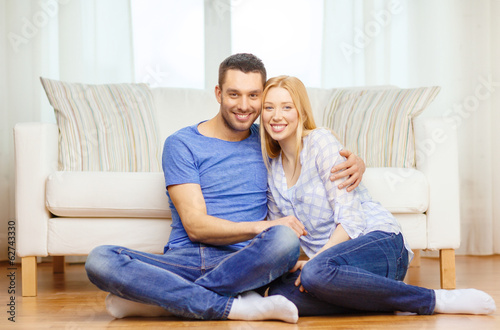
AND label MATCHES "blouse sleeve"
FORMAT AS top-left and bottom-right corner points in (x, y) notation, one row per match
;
(311, 129), (366, 239)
